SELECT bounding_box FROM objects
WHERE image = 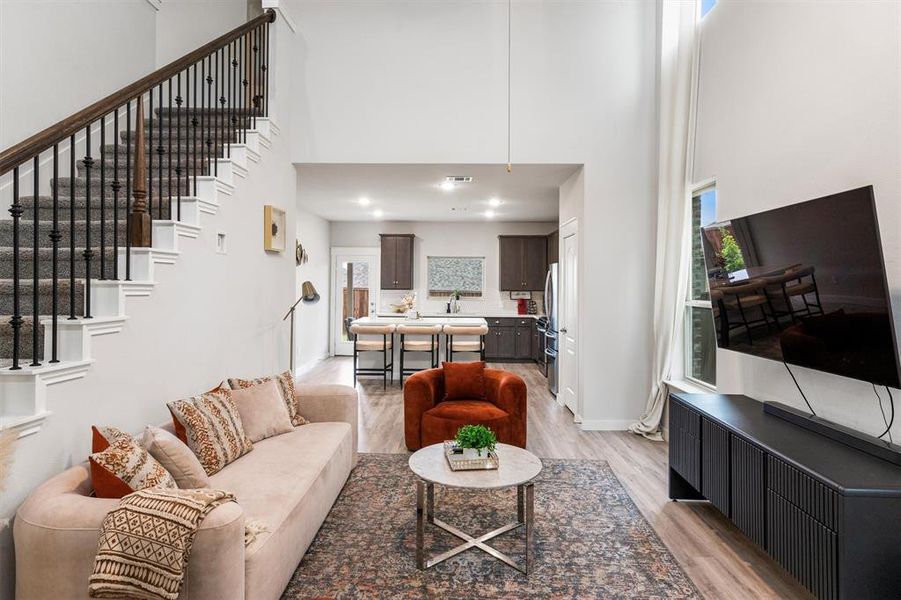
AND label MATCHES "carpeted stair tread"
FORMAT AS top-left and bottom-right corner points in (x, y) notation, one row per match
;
(0, 219), (129, 248)
(0, 246), (119, 279)
(0, 278), (85, 318)
(0, 315), (46, 361)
